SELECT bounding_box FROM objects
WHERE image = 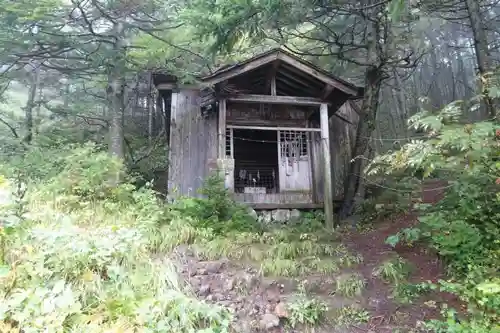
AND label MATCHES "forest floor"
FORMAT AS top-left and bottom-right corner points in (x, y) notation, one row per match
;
(170, 181), (460, 333)
(1, 178), (460, 332)
(172, 213), (462, 333)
